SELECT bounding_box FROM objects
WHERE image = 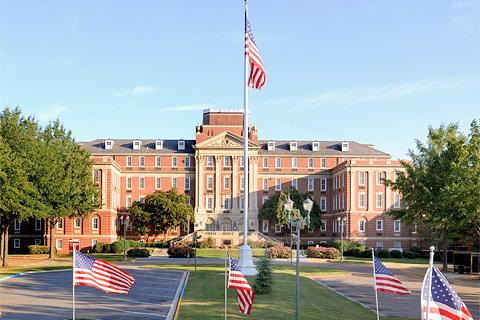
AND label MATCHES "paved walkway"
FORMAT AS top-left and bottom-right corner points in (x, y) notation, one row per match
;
(0, 266), (186, 320)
